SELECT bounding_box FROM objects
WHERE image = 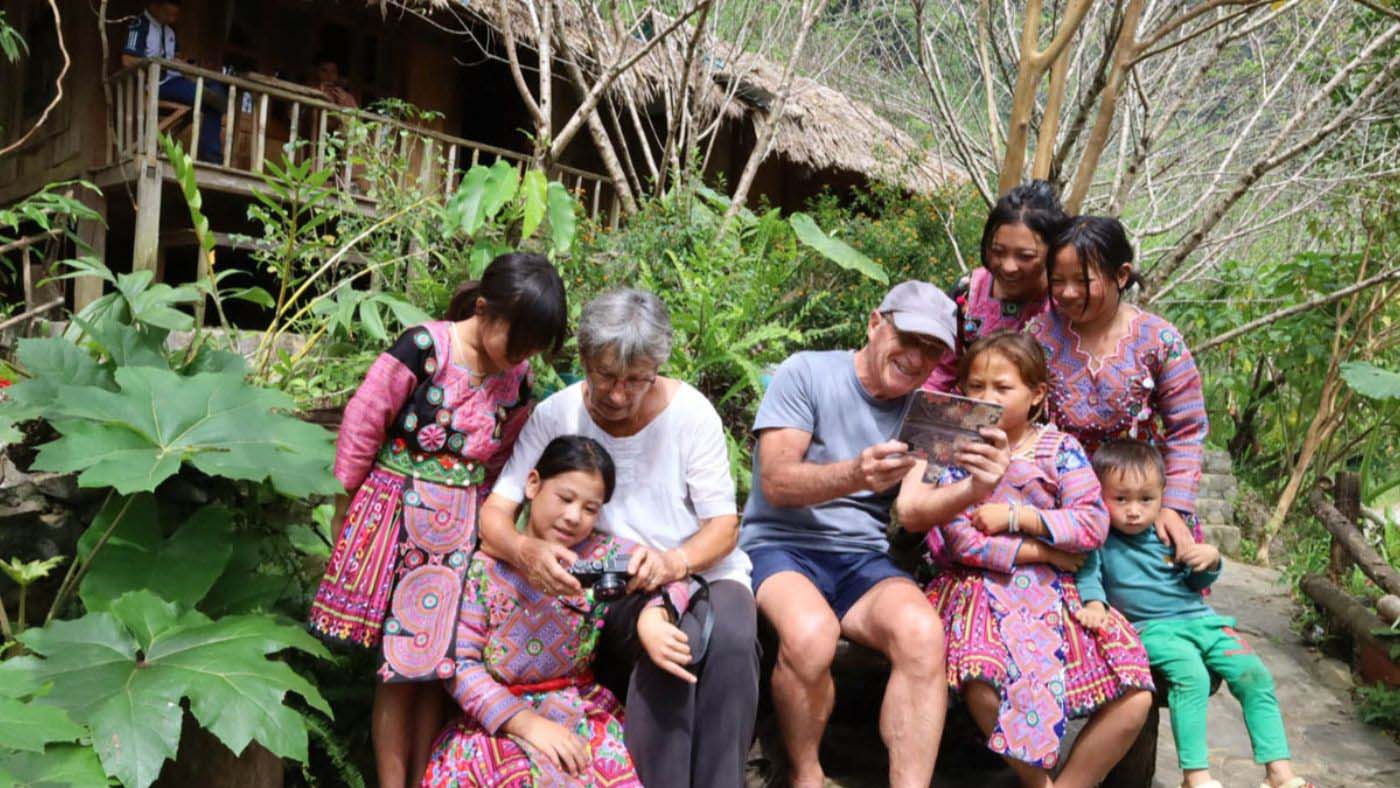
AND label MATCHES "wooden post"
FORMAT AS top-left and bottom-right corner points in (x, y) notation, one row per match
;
(445, 144), (458, 197)
(252, 92), (269, 173)
(288, 102), (300, 164)
(1329, 472), (1361, 581)
(222, 84), (237, 168)
(189, 76), (204, 161)
(314, 110), (328, 171)
(132, 63), (164, 275)
(74, 191), (108, 311)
